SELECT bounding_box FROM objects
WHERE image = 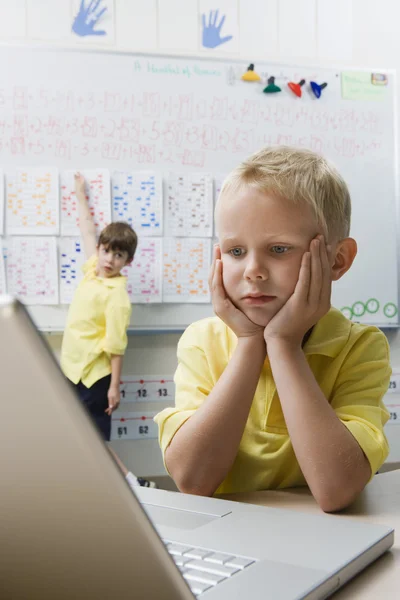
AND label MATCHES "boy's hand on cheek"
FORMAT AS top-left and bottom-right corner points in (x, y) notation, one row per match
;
(210, 245), (265, 340)
(264, 235), (331, 348)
